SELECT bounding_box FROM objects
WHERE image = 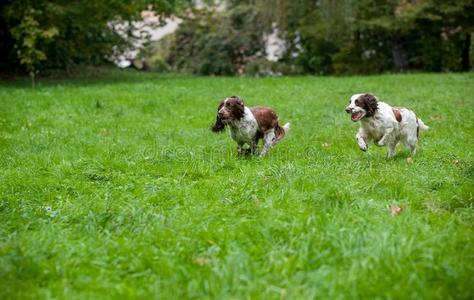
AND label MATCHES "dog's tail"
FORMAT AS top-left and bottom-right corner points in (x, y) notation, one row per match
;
(417, 118), (429, 132)
(416, 117), (428, 138)
(273, 122), (290, 145)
